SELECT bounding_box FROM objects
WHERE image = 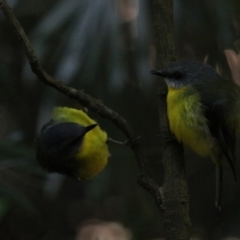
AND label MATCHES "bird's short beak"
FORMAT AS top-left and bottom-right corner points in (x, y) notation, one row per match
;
(150, 70), (167, 77)
(84, 124), (97, 133)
